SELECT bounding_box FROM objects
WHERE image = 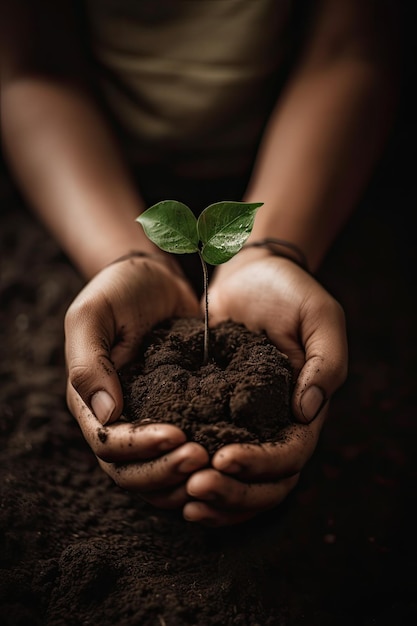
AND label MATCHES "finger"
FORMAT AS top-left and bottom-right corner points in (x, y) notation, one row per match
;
(184, 470), (299, 526)
(99, 461), (190, 510)
(294, 296), (348, 424)
(68, 387), (187, 462)
(139, 484), (189, 510)
(212, 409), (327, 480)
(98, 441), (209, 492)
(65, 291), (125, 425)
(186, 468), (298, 507)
